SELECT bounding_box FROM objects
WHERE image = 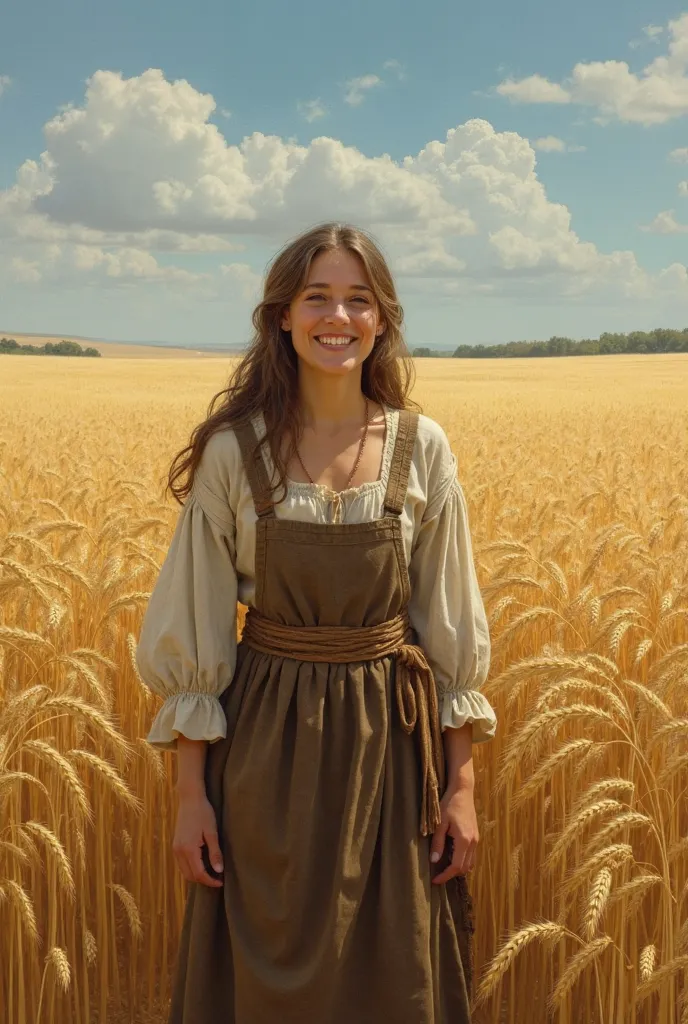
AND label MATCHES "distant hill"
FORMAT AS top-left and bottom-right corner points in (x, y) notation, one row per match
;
(0, 330), (245, 358)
